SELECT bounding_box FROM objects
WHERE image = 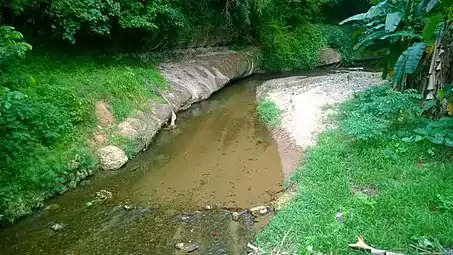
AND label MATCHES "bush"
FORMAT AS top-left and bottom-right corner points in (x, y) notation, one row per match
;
(338, 85), (423, 140)
(260, 23), (354, 71)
